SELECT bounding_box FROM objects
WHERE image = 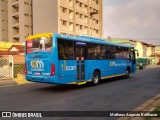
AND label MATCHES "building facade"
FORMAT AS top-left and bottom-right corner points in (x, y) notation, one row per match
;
(8, 0), (32, 43)
(155, 45), (160, 64)
(0, 0), (102, 43)
(0, 0), (8, 42)
(33, 0), (103, 38)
